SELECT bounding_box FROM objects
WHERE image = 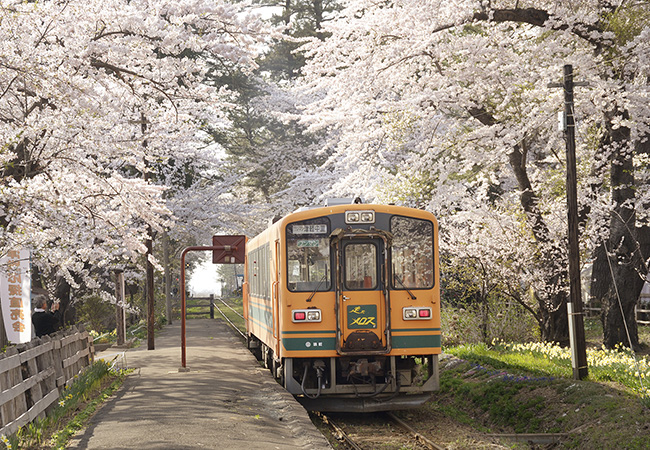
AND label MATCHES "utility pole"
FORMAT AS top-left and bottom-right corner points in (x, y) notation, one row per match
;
(141, 113), (155, 351)
(146, 226), (155, 351)
(130, 113), (155, 350)
(163, 231), (173, 325)
(114, 269), (126, 346)
(549, 64), (589, 380)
